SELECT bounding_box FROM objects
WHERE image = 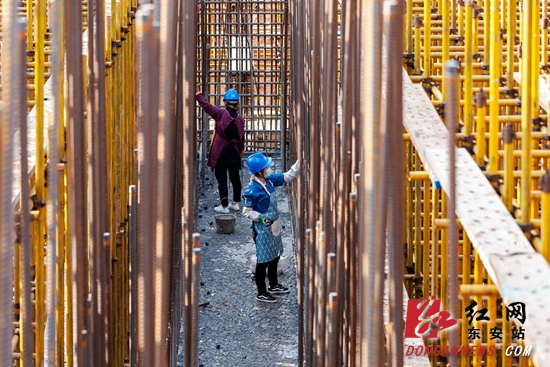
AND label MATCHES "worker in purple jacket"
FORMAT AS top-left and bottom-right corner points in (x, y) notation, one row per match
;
(196, 85), (245, 214)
